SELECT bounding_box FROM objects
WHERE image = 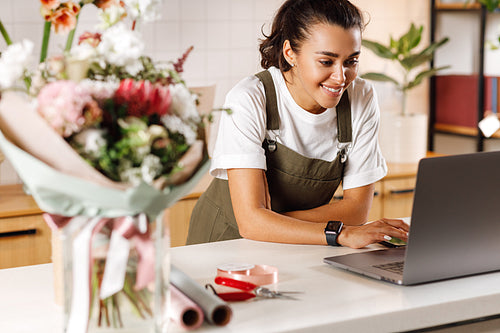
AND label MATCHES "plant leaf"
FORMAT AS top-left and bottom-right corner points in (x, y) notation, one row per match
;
(399, 37), (449, 70)
(360, 72), (400, 87)
(397, 23), (422, 56)
(361, 40), (396, 59)
(478, 0), (500, 12)
(404, 66), (451, 90)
